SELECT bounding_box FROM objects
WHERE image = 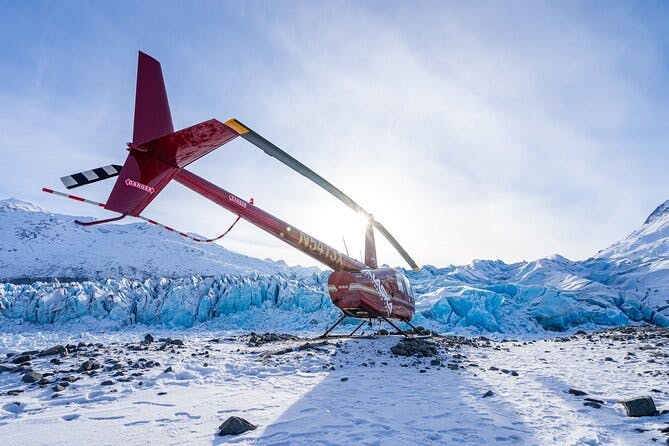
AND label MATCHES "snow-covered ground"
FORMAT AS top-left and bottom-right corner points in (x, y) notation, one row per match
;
(0, 328), (667, 445)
